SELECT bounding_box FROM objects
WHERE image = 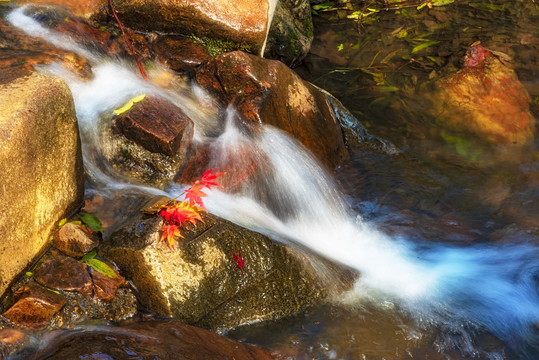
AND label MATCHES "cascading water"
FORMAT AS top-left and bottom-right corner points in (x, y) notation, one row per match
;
(8, 6), (539, 358)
